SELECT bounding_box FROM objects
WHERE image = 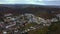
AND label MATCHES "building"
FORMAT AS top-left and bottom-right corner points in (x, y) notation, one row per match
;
(56, 14), (60, 21)
(36, 17), (46, 24)
(4, 13), (12, 17)
(51, 18), (58, 22)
